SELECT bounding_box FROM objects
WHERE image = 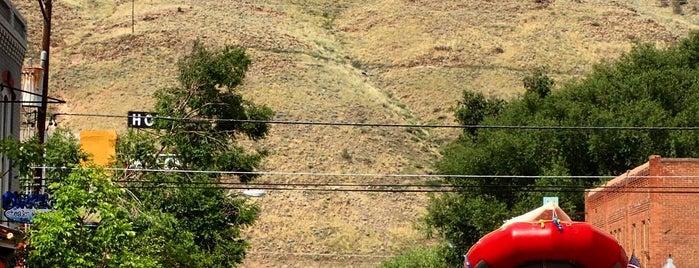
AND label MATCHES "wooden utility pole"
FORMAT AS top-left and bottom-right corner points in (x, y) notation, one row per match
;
(35, 0), (52, 193)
